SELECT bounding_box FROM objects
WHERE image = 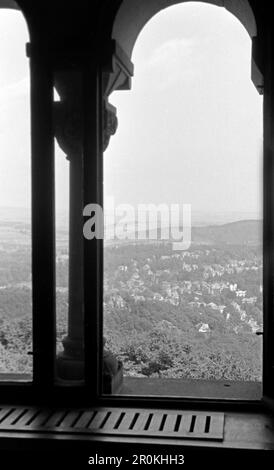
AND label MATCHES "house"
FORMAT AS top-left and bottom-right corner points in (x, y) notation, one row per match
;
(197, 323), (210, 333)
